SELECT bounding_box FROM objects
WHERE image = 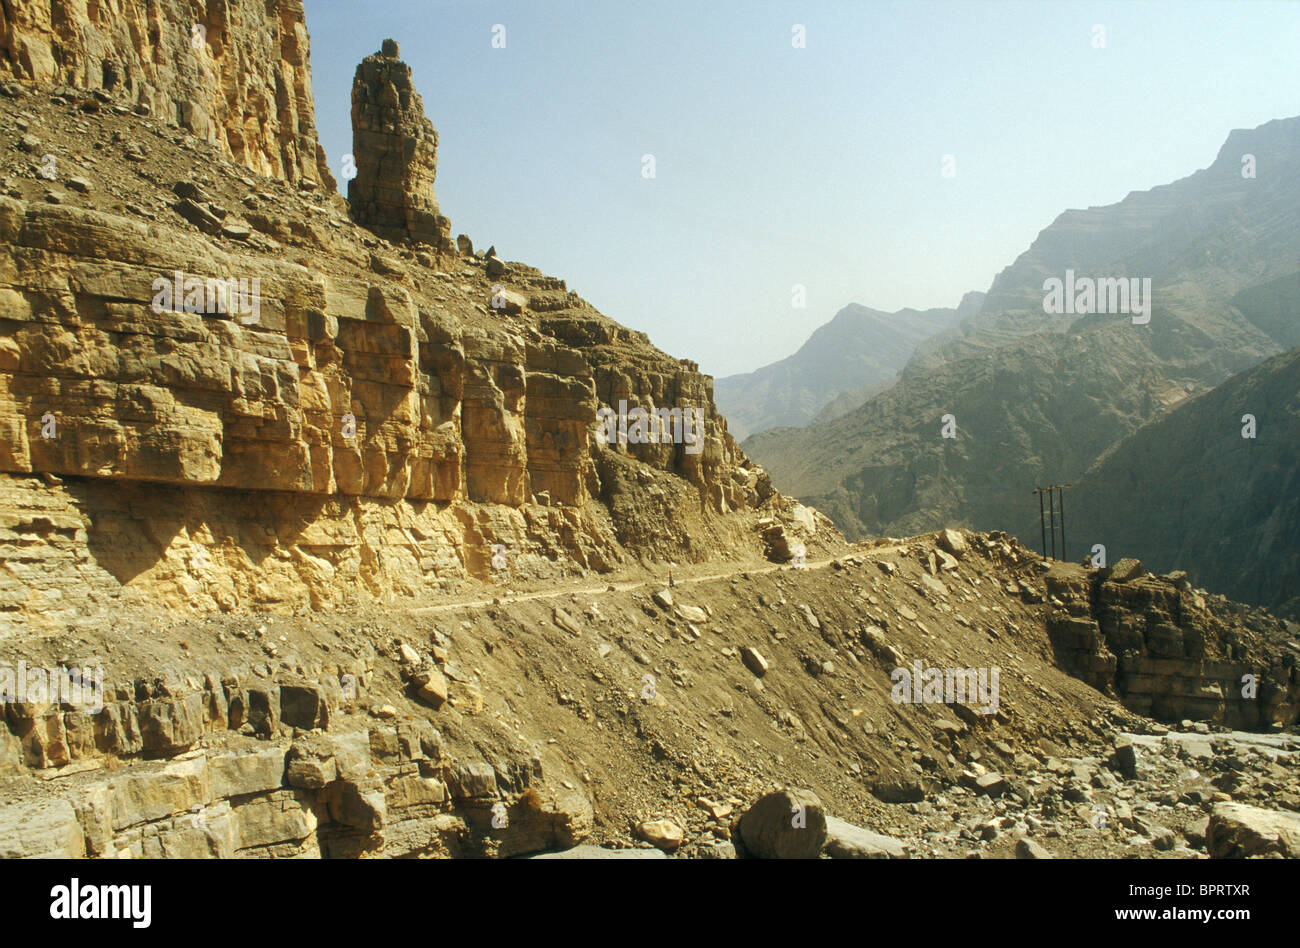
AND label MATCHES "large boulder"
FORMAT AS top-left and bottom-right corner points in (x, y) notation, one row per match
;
(1108, 558), (1145, 583)
(823, 816), (906, 859)
(739, 788), (826, 858)
(937, 528), (967, 558)
(1206, 802), (1300, 858)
